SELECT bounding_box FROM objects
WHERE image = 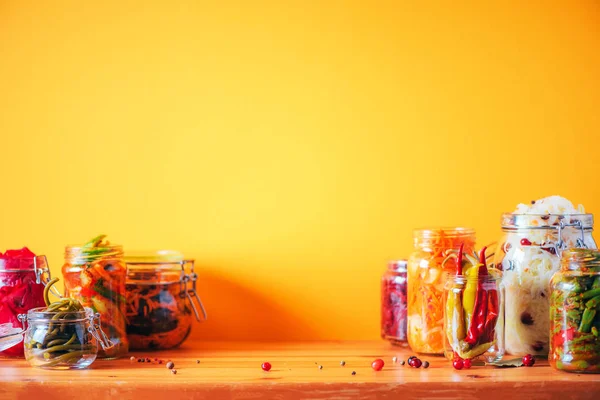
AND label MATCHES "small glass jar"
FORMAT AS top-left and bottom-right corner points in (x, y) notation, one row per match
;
(550, 249), (600, 373)
(19, 307), (111, 369)
(62, 243), (129, 359)
(381, 260), (408, 345)
(0, 255), (50, 357)
(125, 251), (207, 350)
(494, 213), (596, 356)
(443, 272), (504, 363)
(408, 227), (476, 355)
